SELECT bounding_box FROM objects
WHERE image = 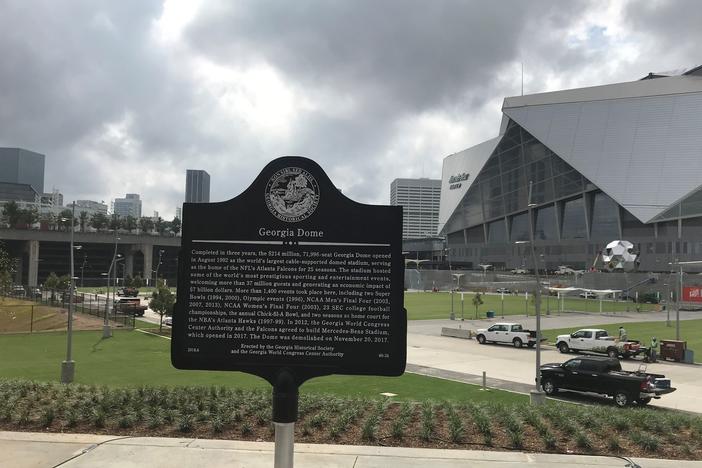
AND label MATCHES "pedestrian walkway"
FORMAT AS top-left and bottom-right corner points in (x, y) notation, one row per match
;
(2, 431), (701, 468)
